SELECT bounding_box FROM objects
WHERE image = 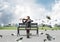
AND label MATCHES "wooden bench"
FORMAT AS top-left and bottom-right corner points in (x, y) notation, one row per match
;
(17, 23), (39, 36)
